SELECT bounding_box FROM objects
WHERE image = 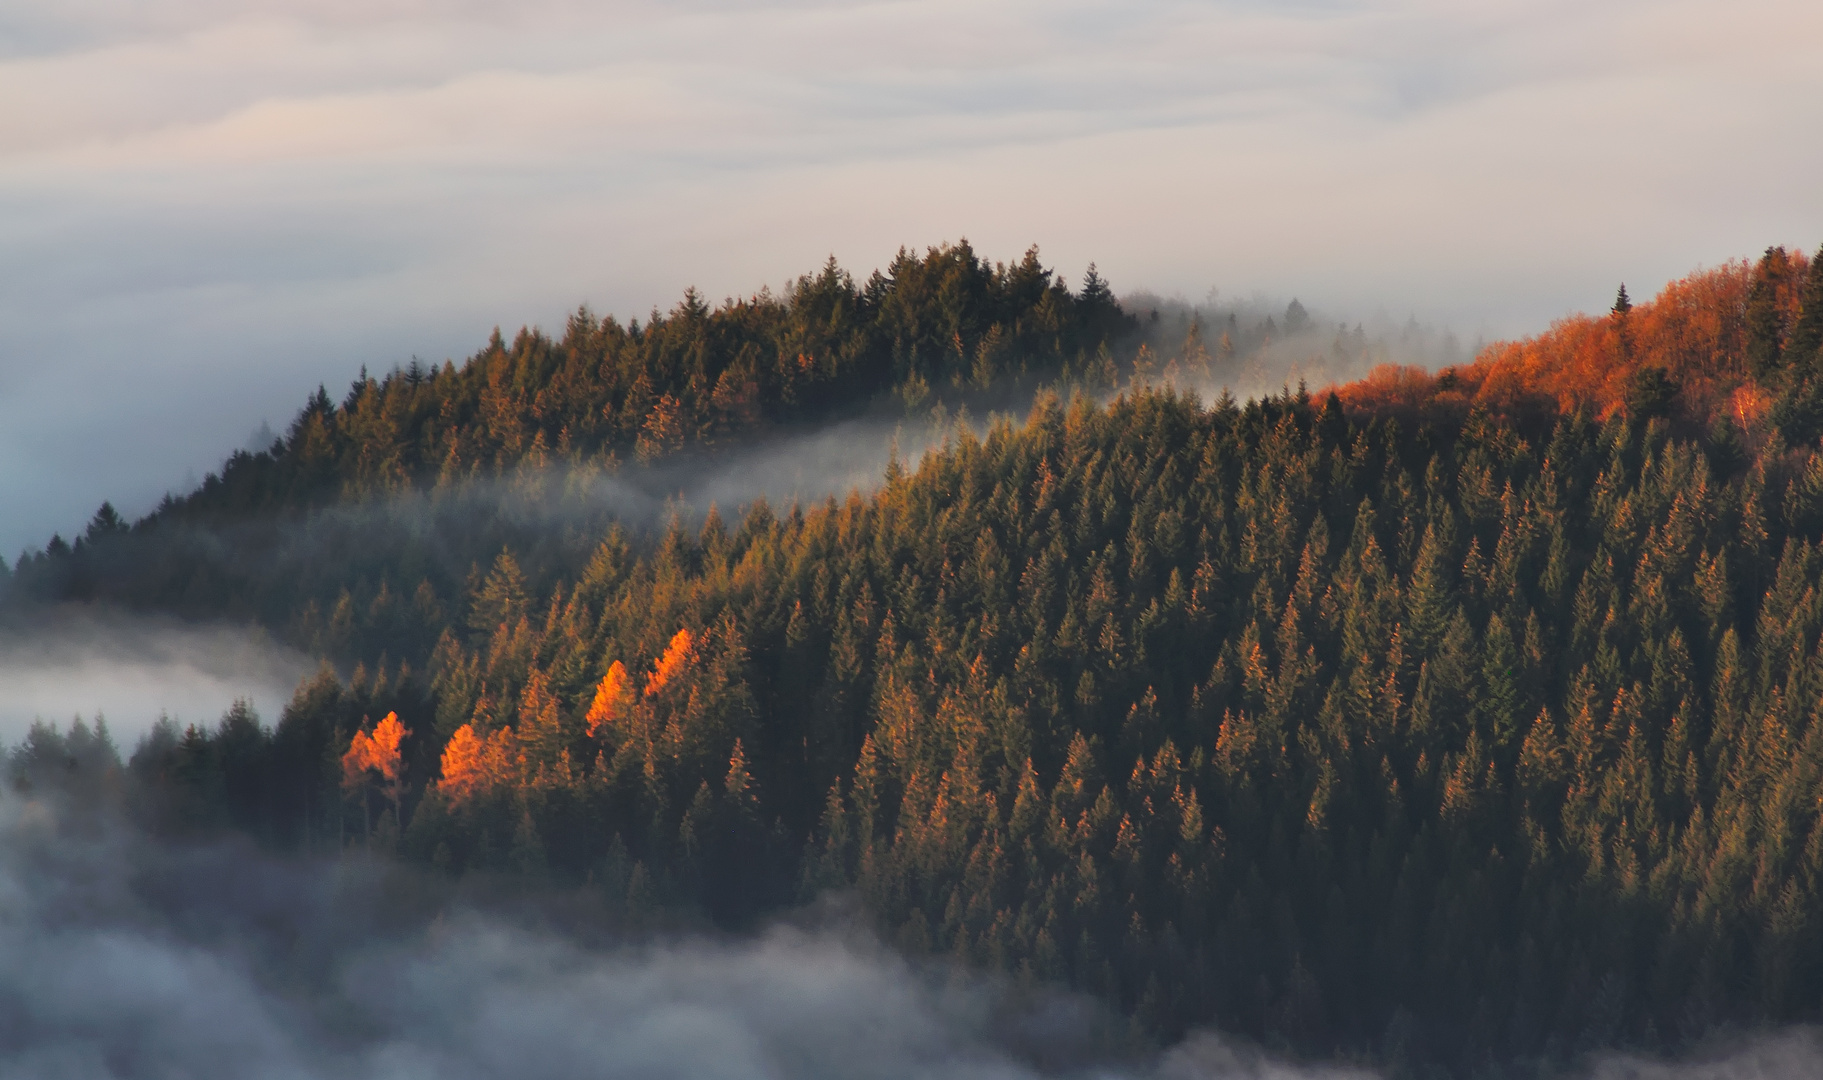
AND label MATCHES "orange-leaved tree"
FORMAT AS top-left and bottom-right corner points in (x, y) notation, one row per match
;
(341, 711), (409, 837)
(436, 722), (516, 807)
(1333, 252), (1819, 430)
(584, 660), (631, 737)
(588, 622), (755, 805)
(646, 628), (695, 696)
